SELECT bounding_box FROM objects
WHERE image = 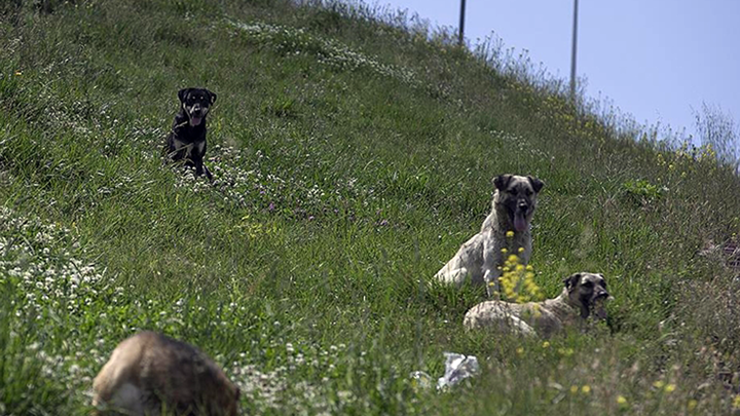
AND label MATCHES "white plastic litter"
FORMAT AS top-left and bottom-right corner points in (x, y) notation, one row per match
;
(410, 352), (480, 391)
(437, 352), (480, 389)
